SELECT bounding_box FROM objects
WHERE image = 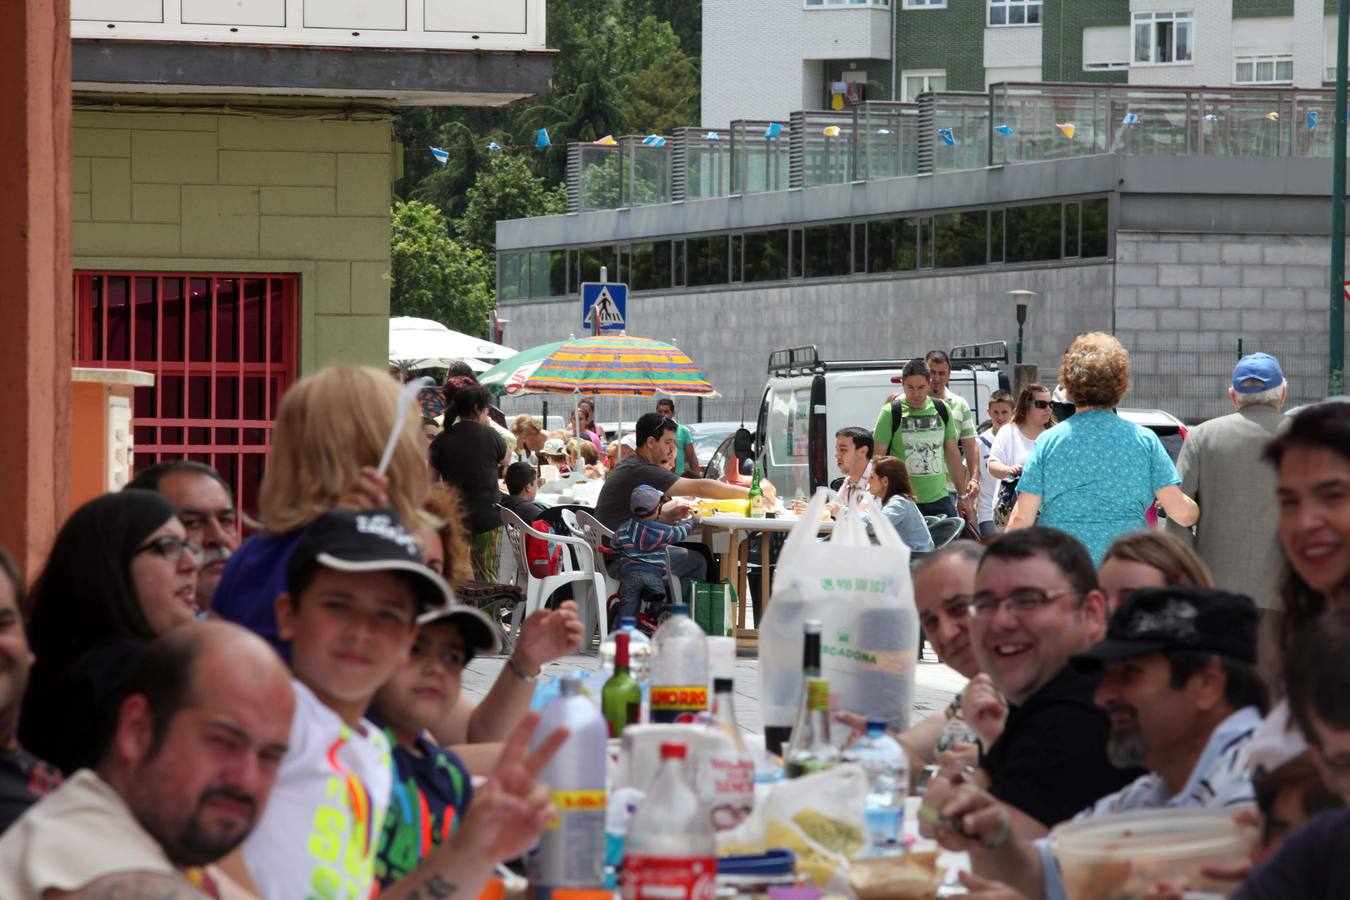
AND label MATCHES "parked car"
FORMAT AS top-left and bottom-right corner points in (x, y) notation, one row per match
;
(685, 421), (742, 469)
